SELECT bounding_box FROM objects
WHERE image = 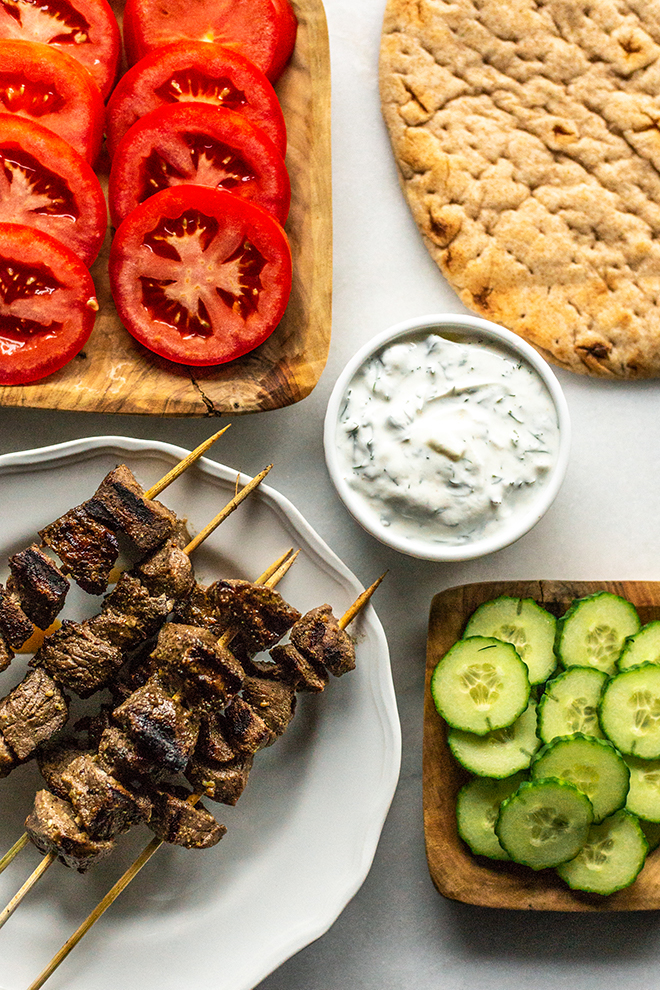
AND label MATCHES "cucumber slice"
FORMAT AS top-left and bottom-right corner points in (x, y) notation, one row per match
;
(495, 777), (593, 870)
(456, 773), (526, 860)
(639, 818), (660, 852)
(463, 596), (557, 685)
(556, 810), (648, 895)
(430, 636), (530, 735)
(448, 701), (540, 777)
(537, 667), (607, 744)
(624, 756), (660, 822)
(600, 664), (660, 759)
(556, 592), (641, 676)
(618, 621), (660, 672)
(530, 734), (630, 823)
